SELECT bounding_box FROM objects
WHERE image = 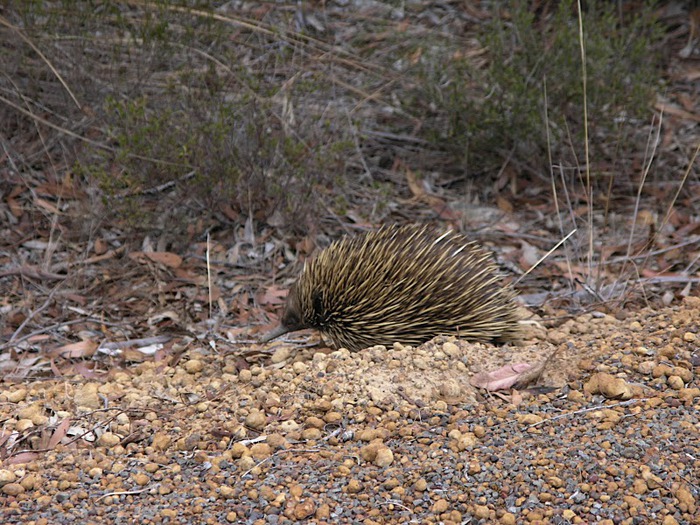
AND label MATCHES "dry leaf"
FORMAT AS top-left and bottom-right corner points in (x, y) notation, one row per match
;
(71, 362), (105, 380)
(510, 389), (524, 406)
(122, 348), (150, 362)
(402, 165), (460, 220)
(7, 197), (23, 218)
(654, 101), (700, 122)
(129, 251), (183, 268)
(148, 311), (180, 326)
(5, 452), (40, 465)
(405, 167), (427, 199)
(33, 197), (61, 214)
(94, 238), (108, 255)
(48, 419), (71, 450)
(53, 339), (98, 358)
(496, 195), (514, 213)
(470, 363), (534, 391)
(144, 251), (183, 268)
(258, 285), (288, 306)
